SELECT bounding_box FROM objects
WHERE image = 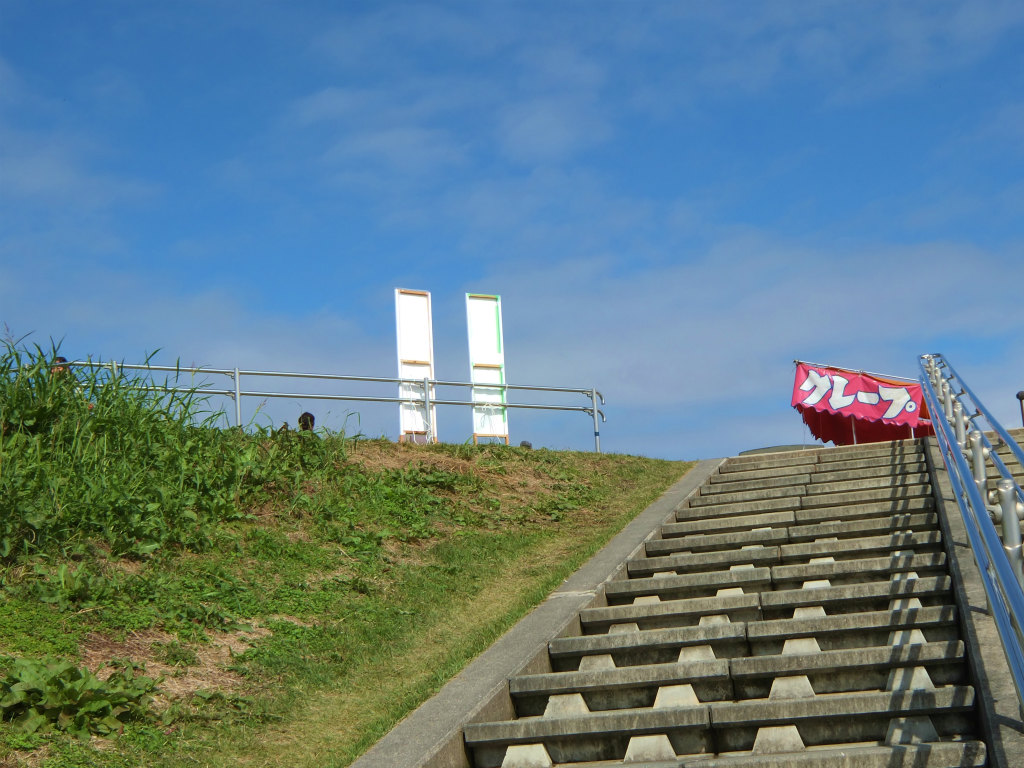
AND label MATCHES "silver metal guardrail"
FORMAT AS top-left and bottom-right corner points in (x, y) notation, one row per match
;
(62, 360), (608, 452)
(920, 353), (1024, 714)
